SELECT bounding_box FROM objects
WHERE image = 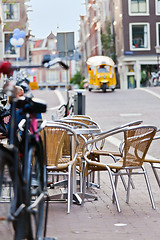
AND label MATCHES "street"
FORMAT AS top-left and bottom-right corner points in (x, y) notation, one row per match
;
(33, 86), (160, 159)
(33, 87), (160, 131)
(1, 86), (160, 239)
